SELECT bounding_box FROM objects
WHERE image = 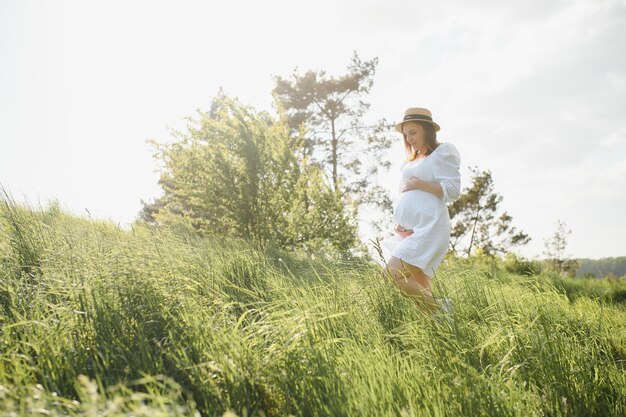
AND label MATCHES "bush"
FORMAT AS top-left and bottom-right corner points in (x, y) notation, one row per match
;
(502, 252), (542, 276)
